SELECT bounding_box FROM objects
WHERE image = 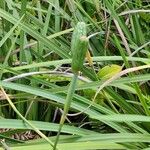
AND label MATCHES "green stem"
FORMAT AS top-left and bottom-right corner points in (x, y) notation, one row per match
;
(53, 73), (78, 150)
